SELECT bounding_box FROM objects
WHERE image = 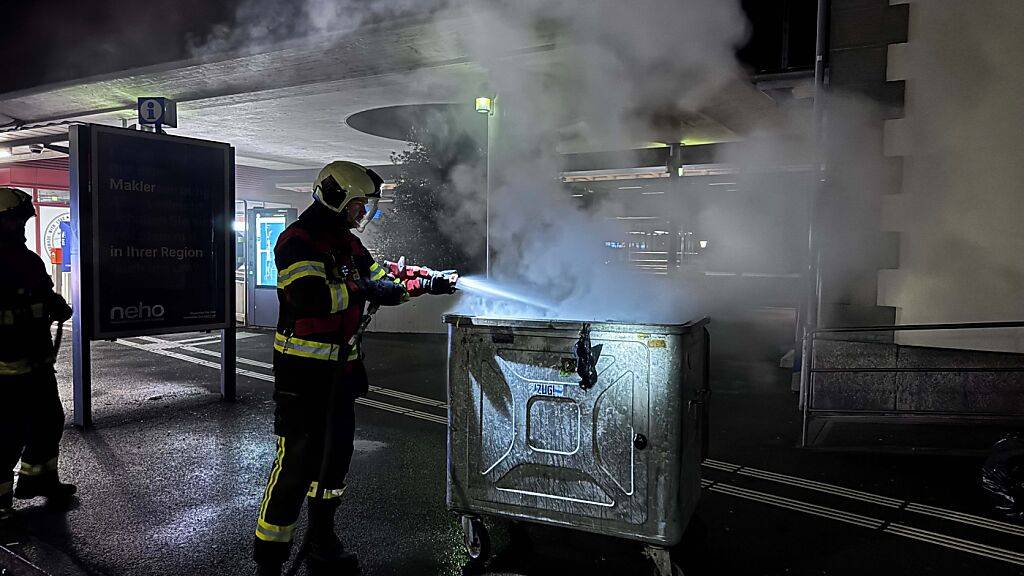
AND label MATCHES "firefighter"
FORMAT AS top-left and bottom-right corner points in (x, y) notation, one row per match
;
(253, 162), (456, 575)
(0, 187), (76, 519)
